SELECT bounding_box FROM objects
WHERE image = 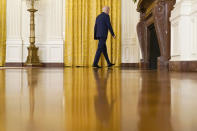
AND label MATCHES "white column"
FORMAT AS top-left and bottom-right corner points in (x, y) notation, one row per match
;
(170, 0), (197, 61)
(121, 0), (140, 63)
(191, 0), (197, 59)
